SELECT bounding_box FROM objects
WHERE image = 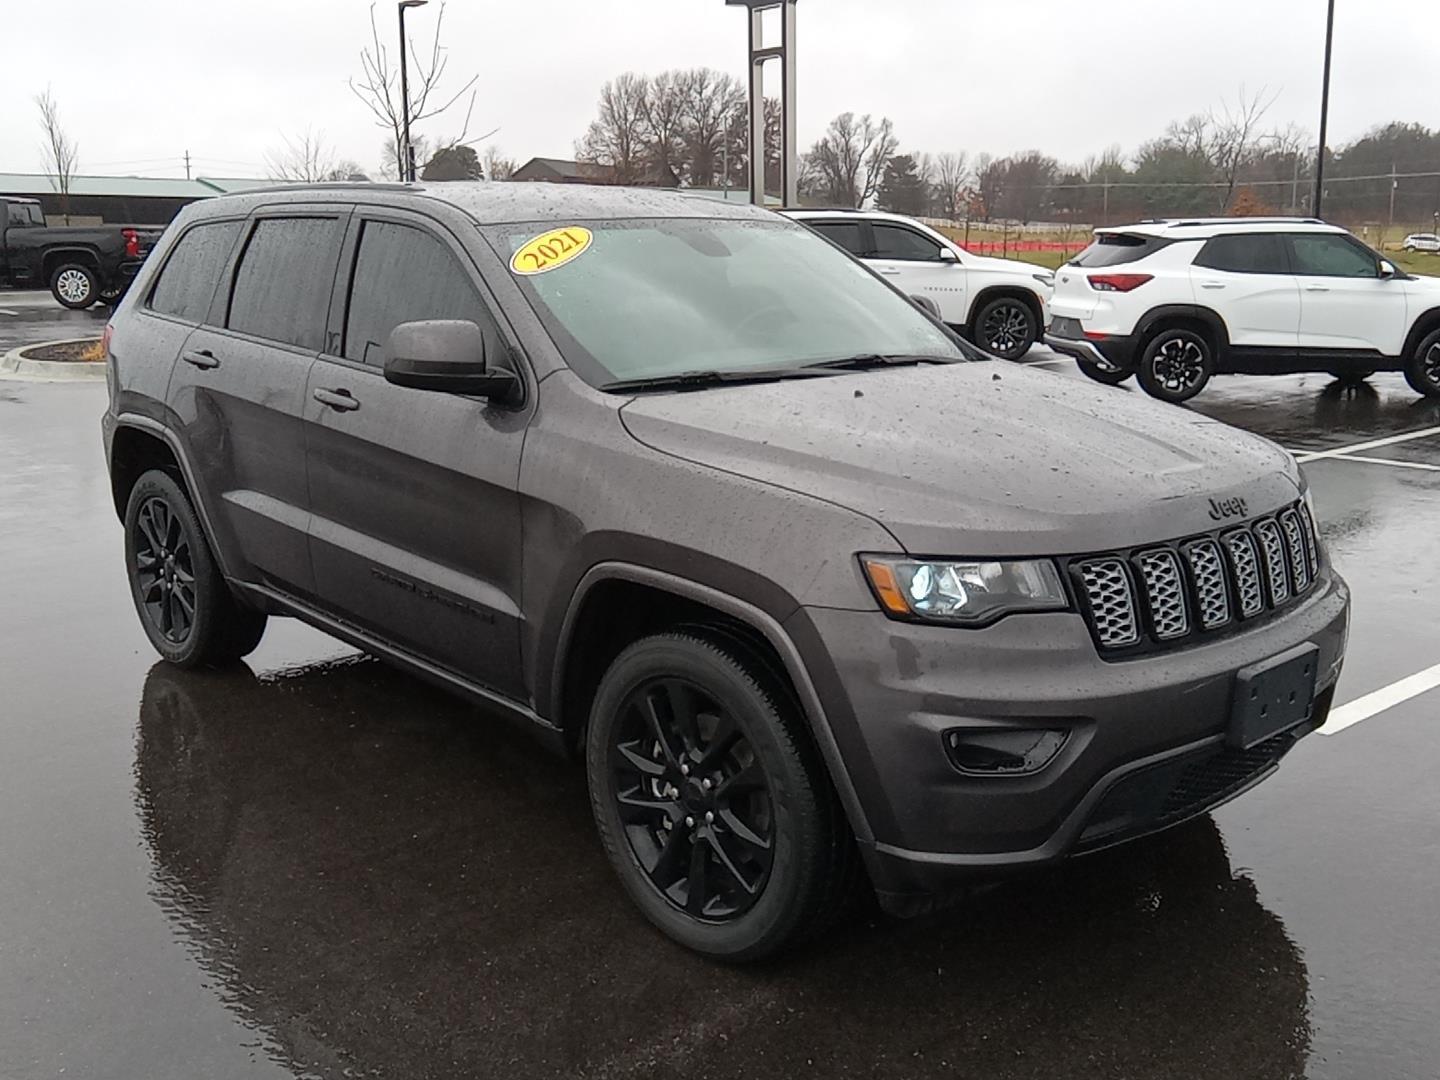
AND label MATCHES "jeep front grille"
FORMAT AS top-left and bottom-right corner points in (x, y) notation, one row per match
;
(1072, 500), (1319, 657)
